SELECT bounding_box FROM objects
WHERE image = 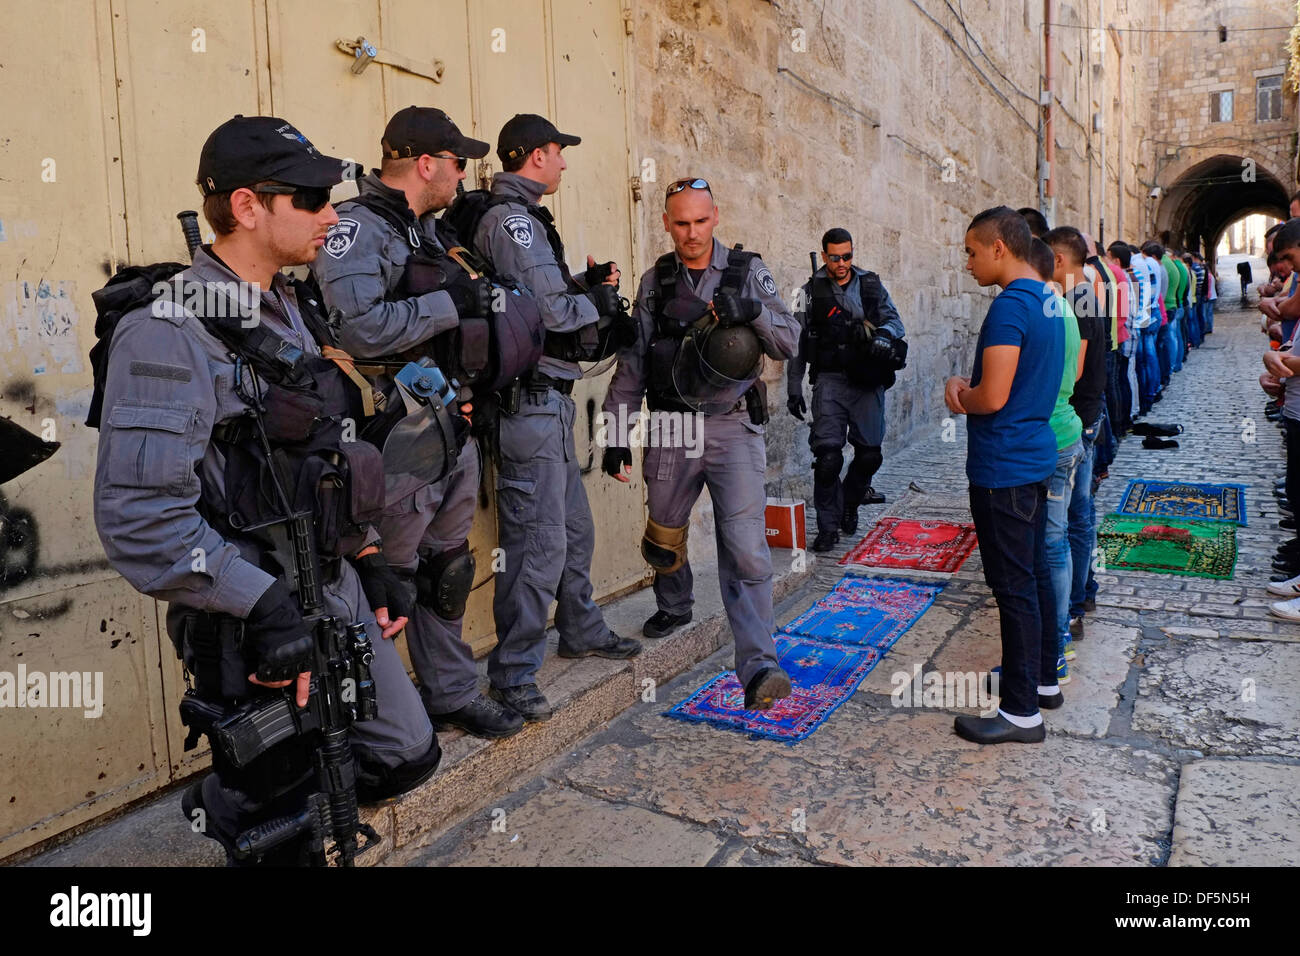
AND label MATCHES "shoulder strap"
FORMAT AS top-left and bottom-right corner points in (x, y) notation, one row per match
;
(346, 193), (424, 251)
(720, 244), (759, 297)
